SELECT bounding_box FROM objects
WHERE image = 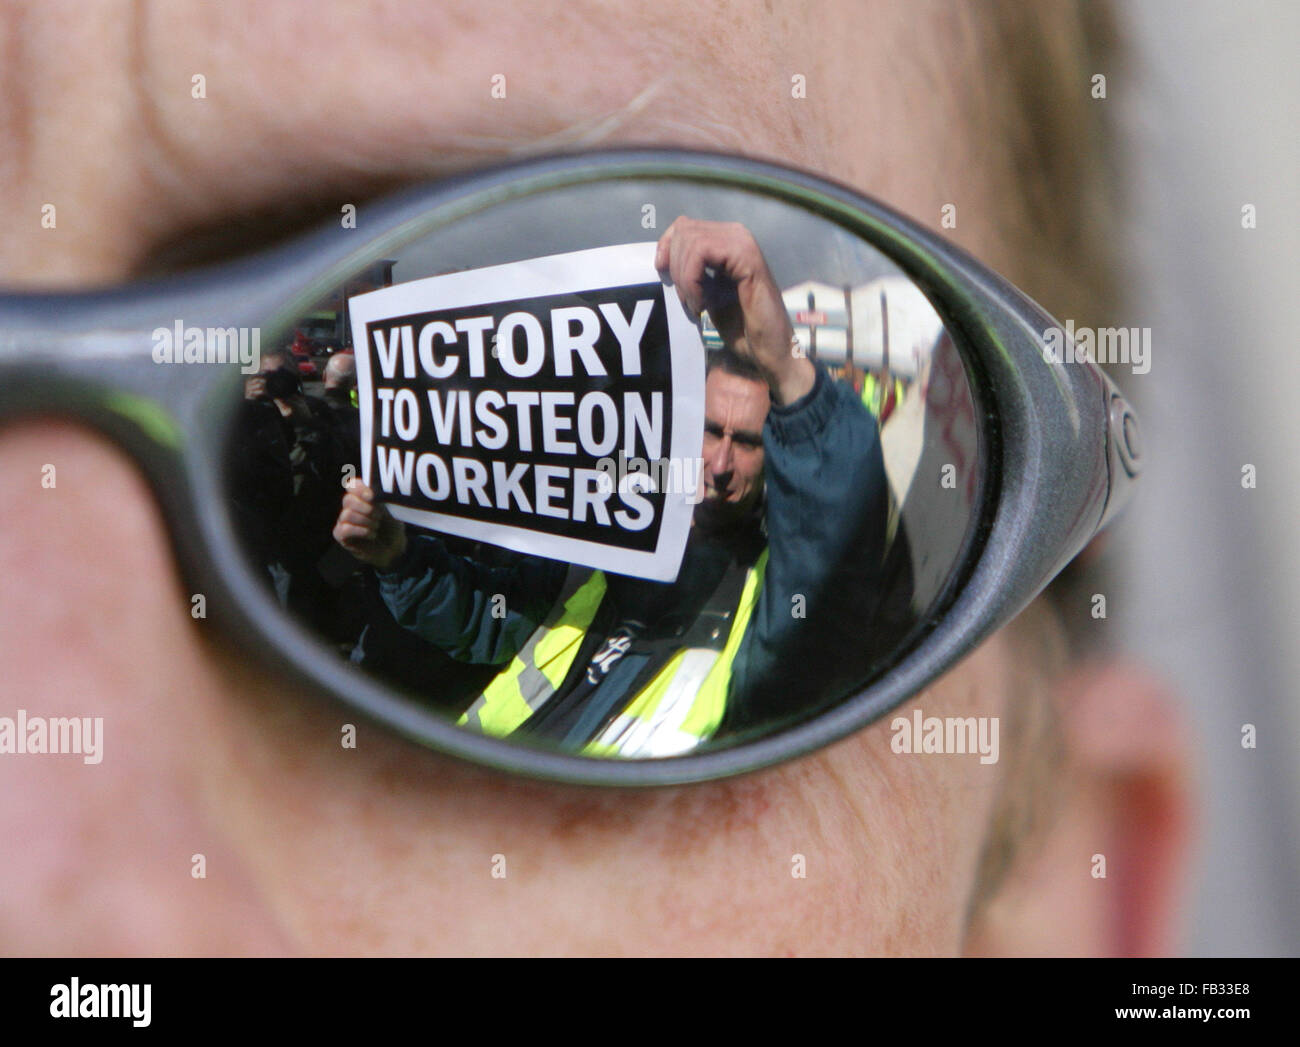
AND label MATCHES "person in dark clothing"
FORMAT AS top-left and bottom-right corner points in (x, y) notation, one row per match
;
(320, 352), (362, 470)
(231, 359), (357, 639)
(347, 538), (527, 717)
